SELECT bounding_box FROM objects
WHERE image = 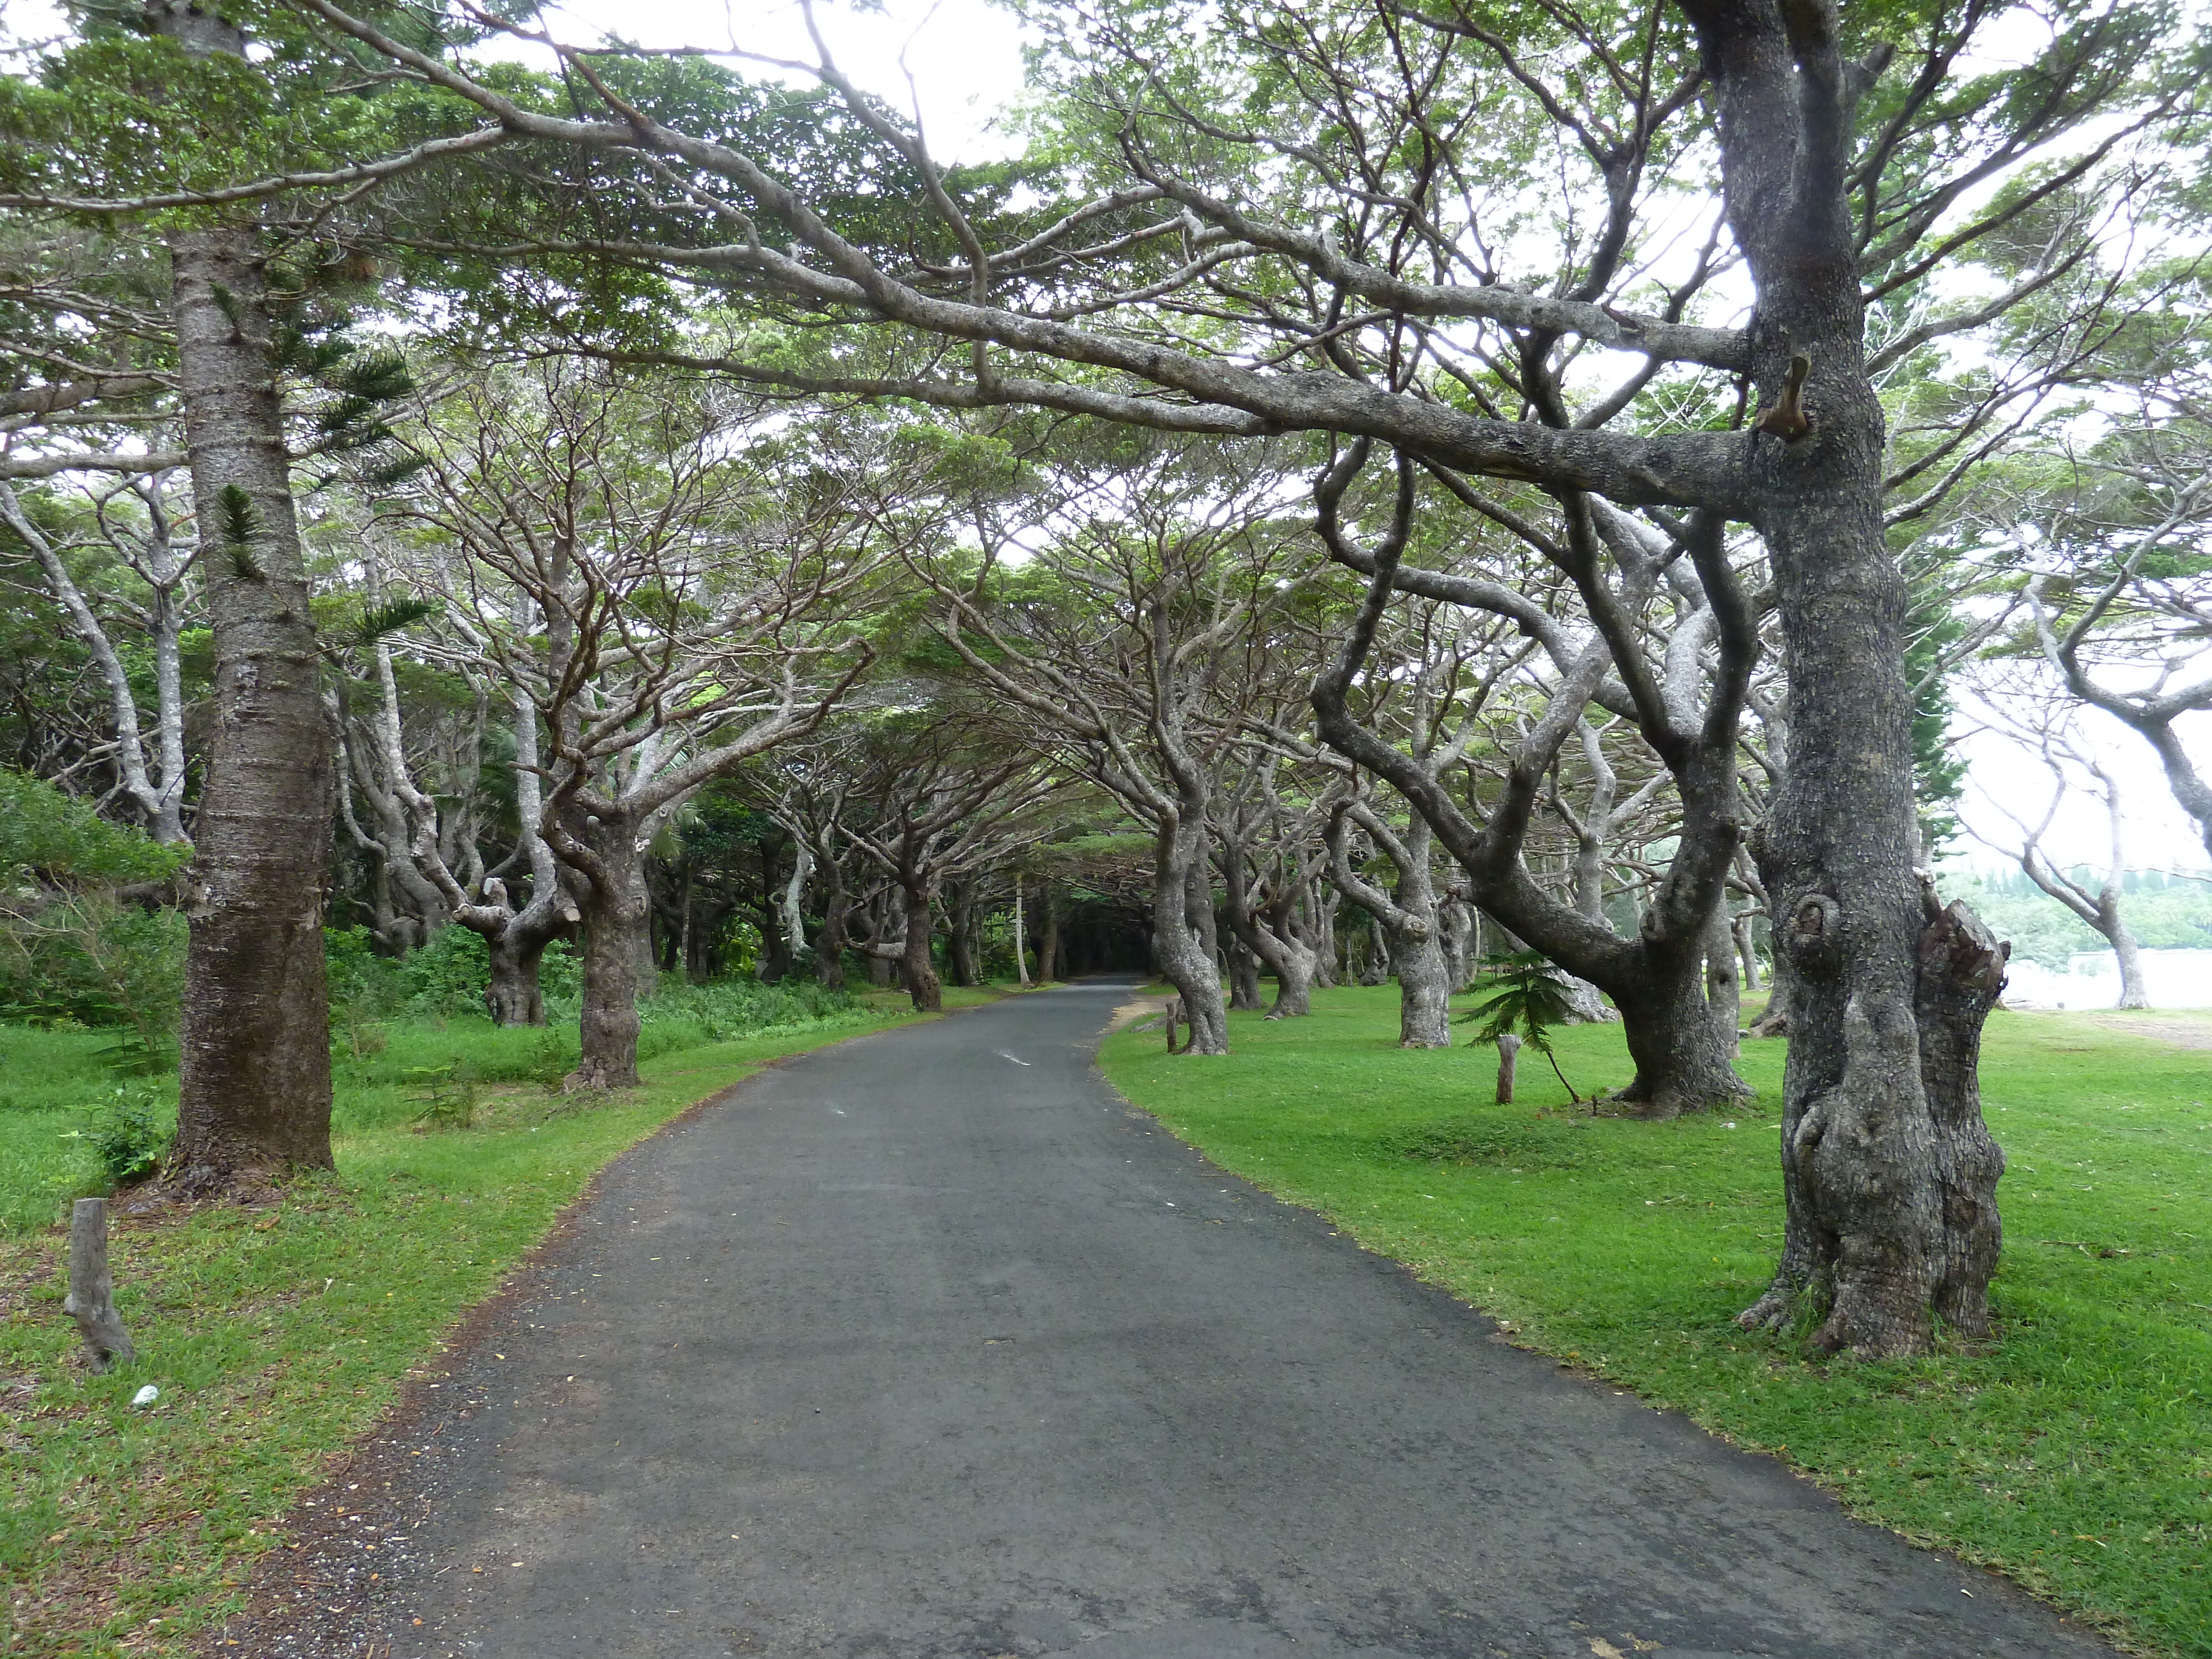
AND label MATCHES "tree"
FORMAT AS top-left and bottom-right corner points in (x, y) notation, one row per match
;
(0, 477), (196, 844)
(382, 363), (881, 1084)
(113, 0), (2174, 1340)
(1965, 674), (2151, 1008)
(917, 431), (1323, 1053)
